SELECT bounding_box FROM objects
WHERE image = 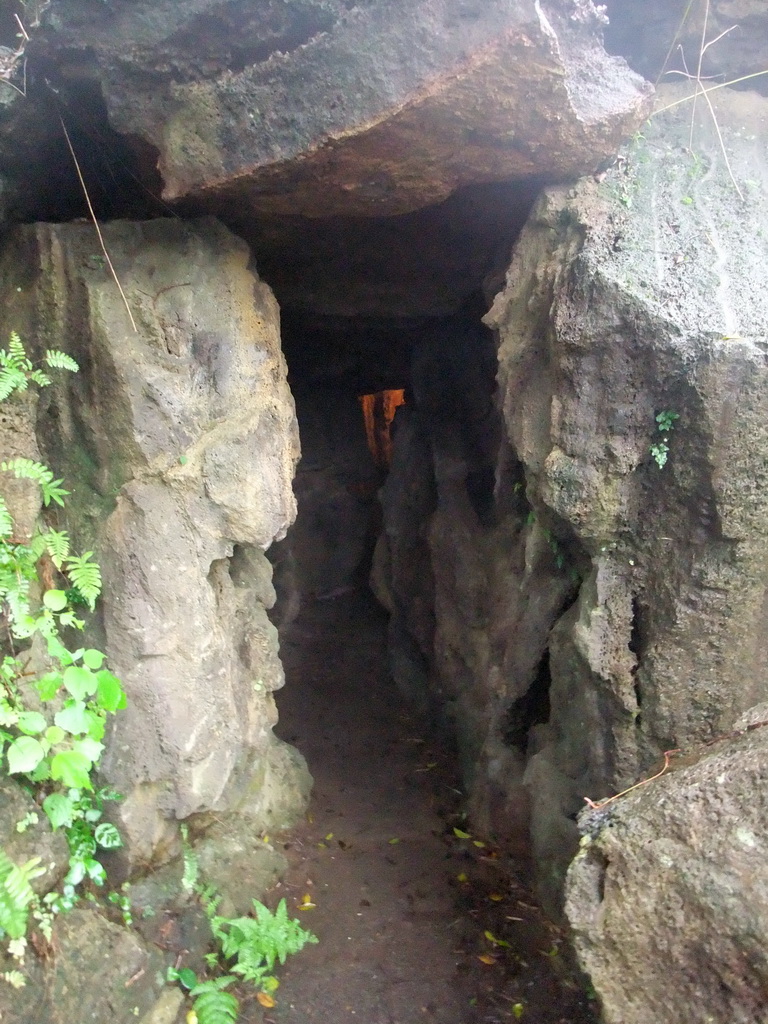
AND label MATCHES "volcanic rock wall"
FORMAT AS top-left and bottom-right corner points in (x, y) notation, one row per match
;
(0, 218), (311, 864)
